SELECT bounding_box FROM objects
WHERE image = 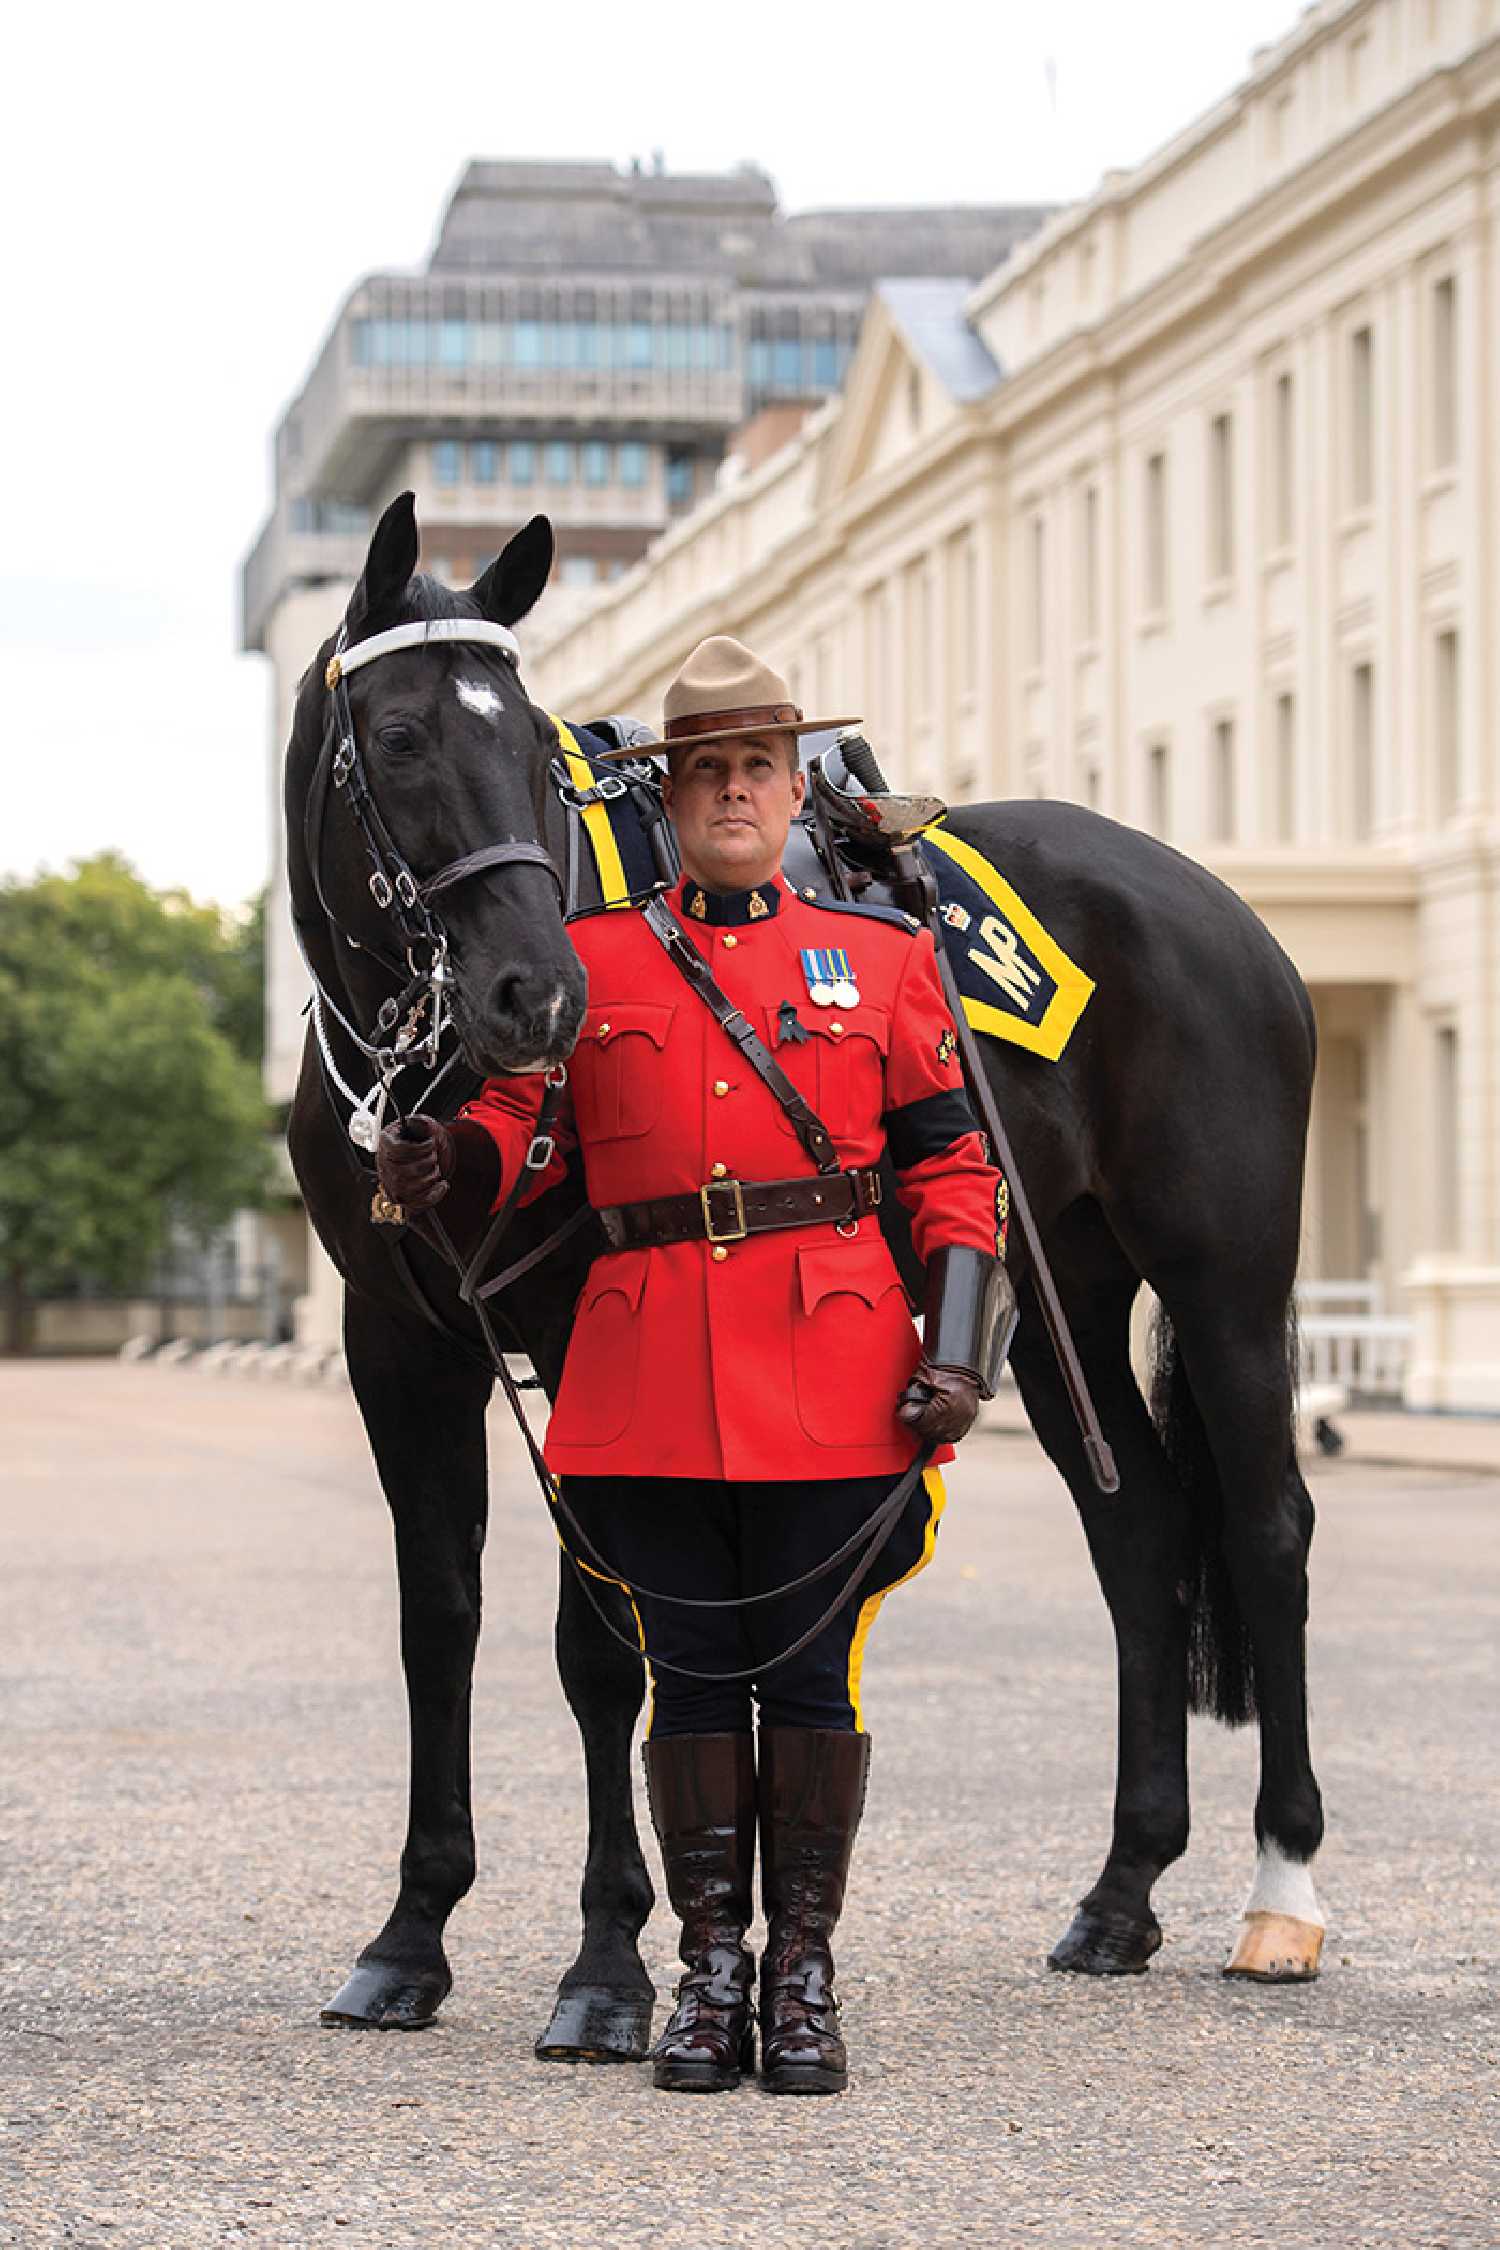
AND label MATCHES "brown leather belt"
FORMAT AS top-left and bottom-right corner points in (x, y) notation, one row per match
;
(596, 1169), (883, 1251)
